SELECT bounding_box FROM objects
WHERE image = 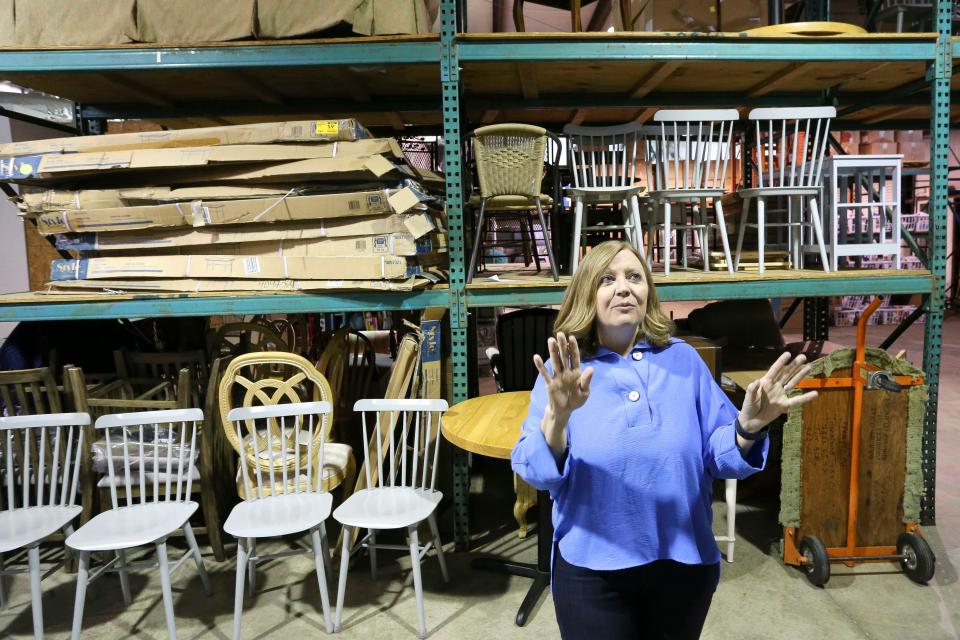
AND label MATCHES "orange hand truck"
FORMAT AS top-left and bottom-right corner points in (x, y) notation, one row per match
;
(782, 297), (935, 586)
